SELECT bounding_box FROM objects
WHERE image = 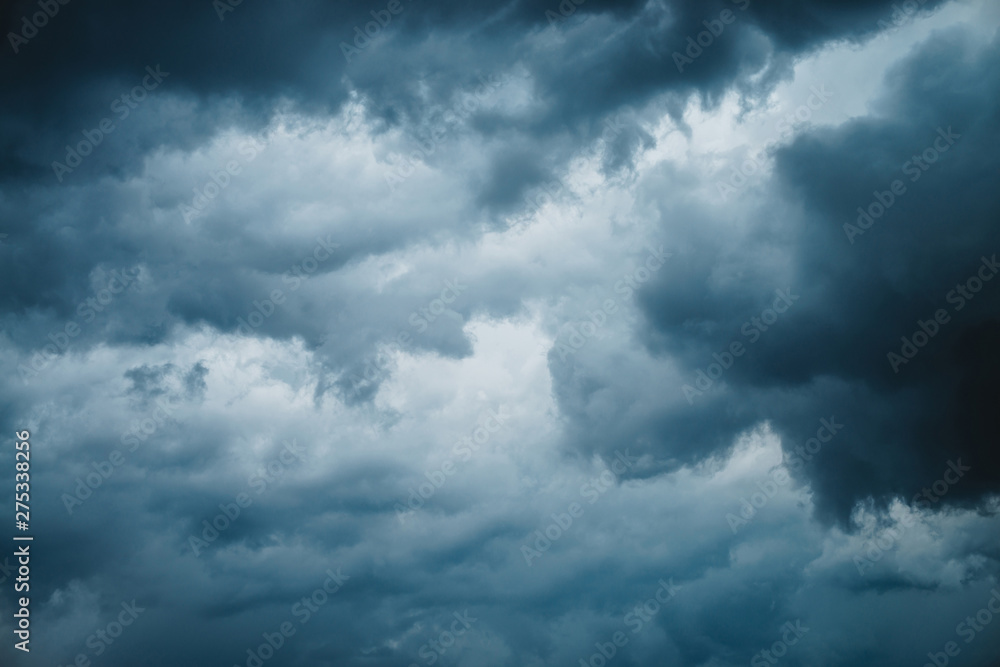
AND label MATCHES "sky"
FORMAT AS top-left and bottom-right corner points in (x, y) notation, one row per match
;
(1, 0), (1000, 665)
